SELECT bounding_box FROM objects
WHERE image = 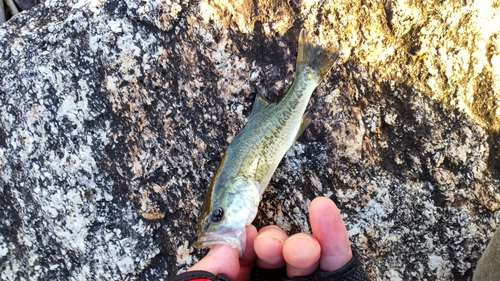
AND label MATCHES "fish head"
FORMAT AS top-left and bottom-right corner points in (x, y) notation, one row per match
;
(194, 178), (261, 256)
